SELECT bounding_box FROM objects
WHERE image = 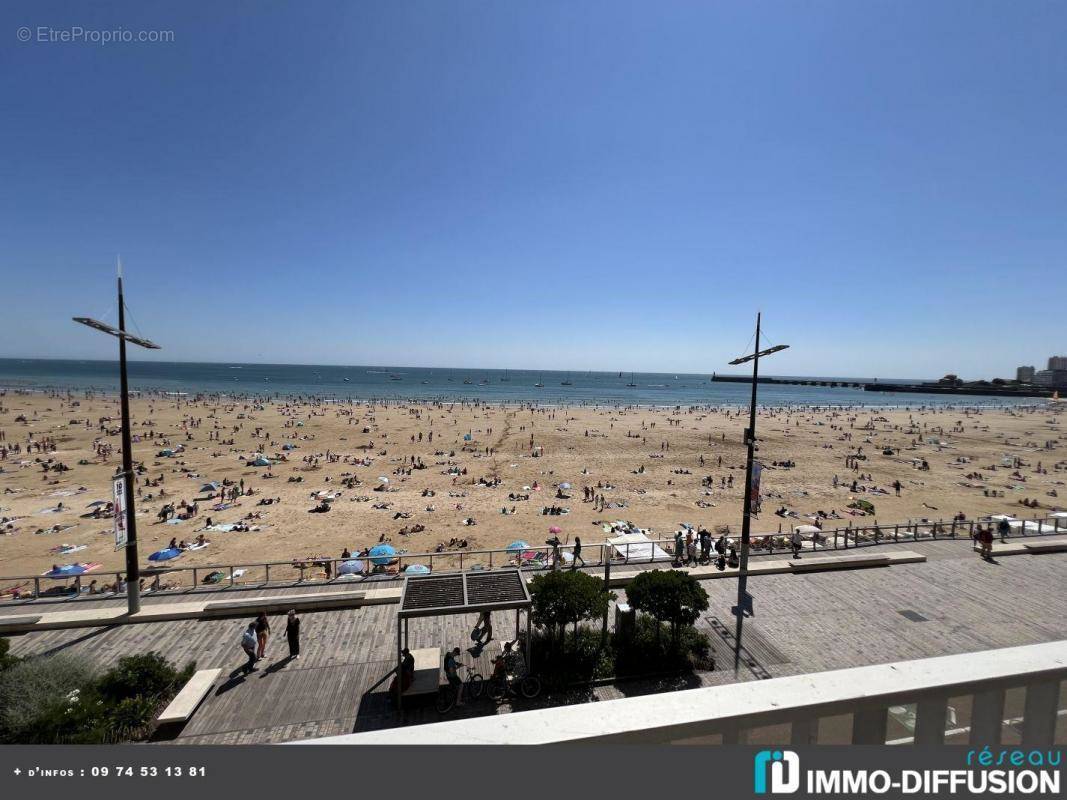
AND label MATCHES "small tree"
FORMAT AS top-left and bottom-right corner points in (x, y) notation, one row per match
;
(530, 570), (613, 649)
(626, 570), (709, 648)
